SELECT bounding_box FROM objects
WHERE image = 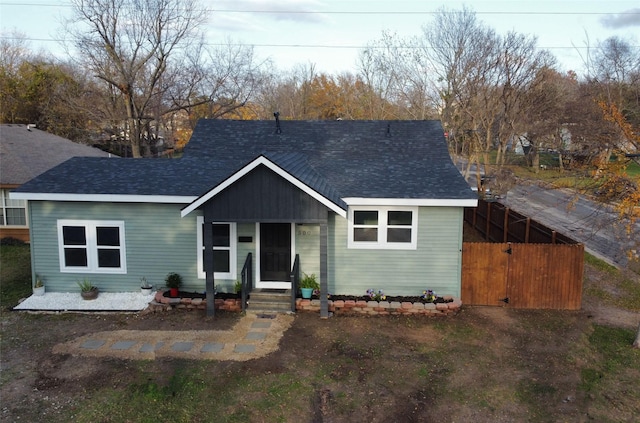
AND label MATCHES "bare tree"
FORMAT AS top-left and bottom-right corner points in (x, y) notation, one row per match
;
(493, 32), (556, 166)
(65, 0), (206, 157)
(421, 6), (497, 133)
(357, 31), (408, 119)
(166, 40), (267, 128)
